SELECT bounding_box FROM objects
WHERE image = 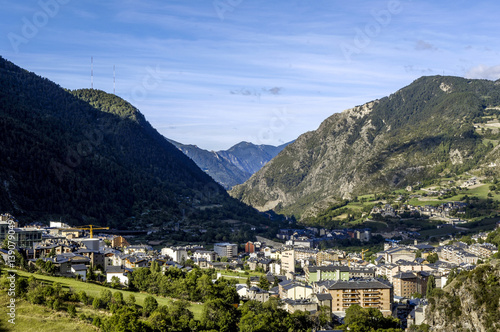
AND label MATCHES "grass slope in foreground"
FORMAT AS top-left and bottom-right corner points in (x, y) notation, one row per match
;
(0, 291), (96, 332)
(11, 270), (203, 319)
